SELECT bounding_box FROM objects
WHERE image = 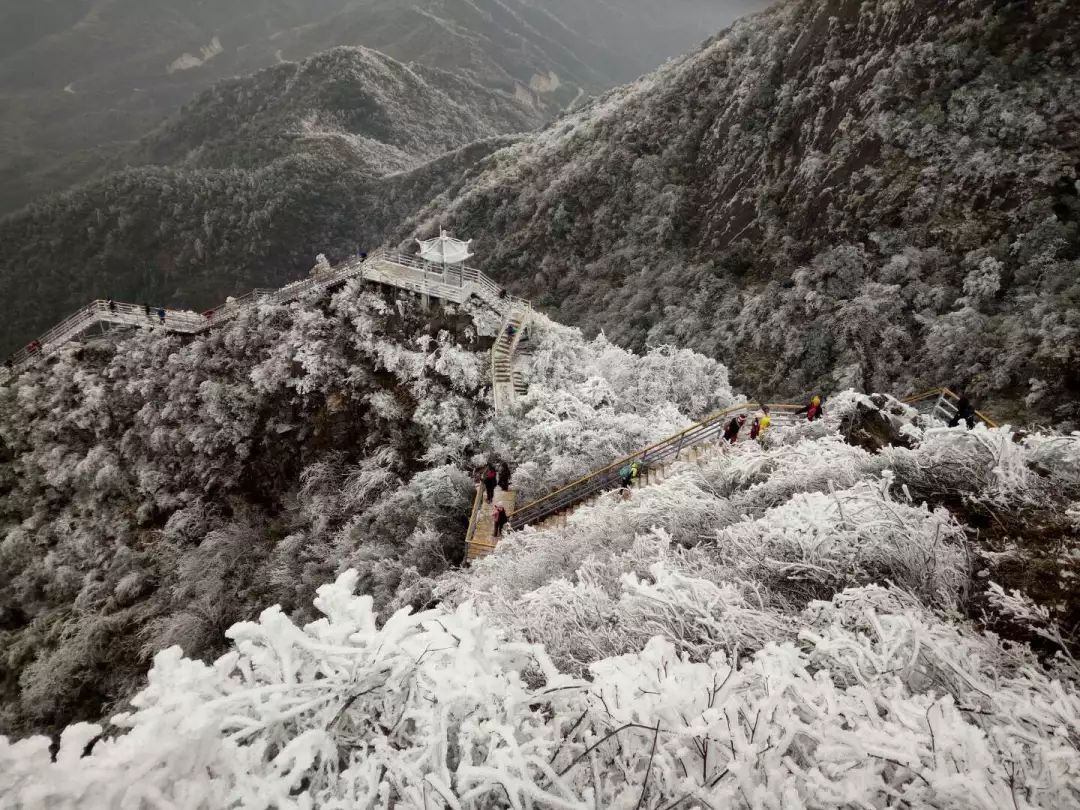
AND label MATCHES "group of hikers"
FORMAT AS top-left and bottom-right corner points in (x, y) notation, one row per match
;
(479, 462), (513, 537)
(104, 299), (167, 324)
(724, 403), (772, 444)
(719, 395), (825, 444)
(141, 302), (167, 324)
(472, 388), (984, 543)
